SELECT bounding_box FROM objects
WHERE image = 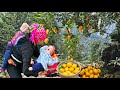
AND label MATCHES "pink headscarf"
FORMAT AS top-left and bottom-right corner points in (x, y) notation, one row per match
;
(29, 23), (47, 44)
